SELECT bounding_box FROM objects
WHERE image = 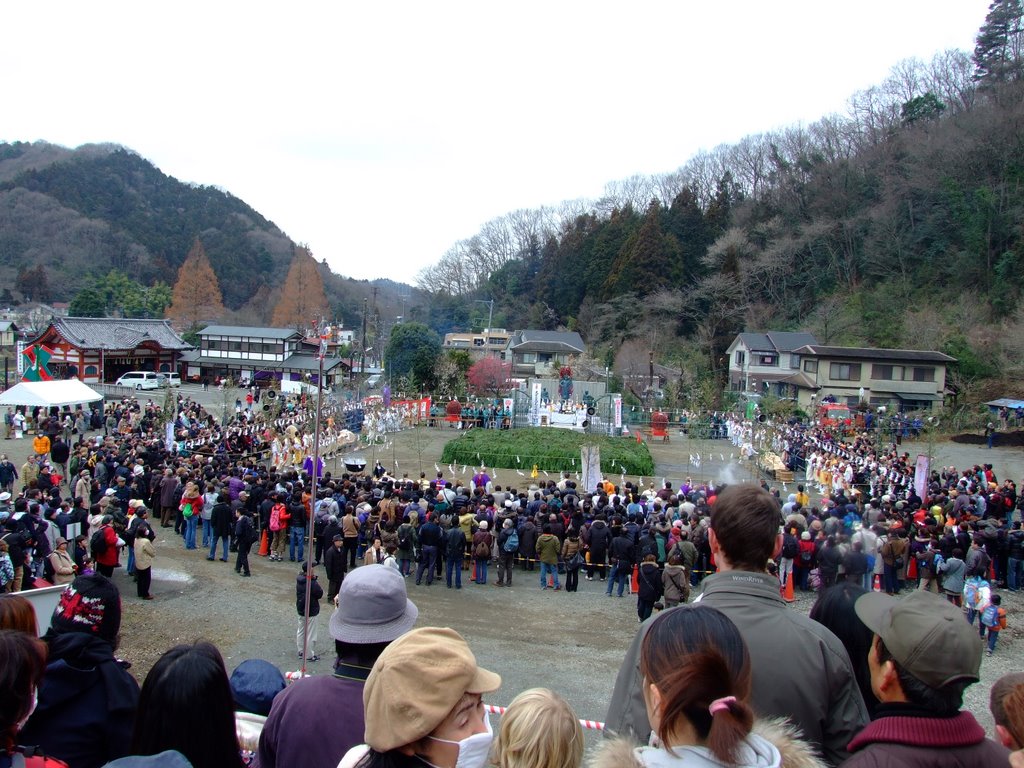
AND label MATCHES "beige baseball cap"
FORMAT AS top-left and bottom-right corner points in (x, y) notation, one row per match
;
(362, 627), (501, 752)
